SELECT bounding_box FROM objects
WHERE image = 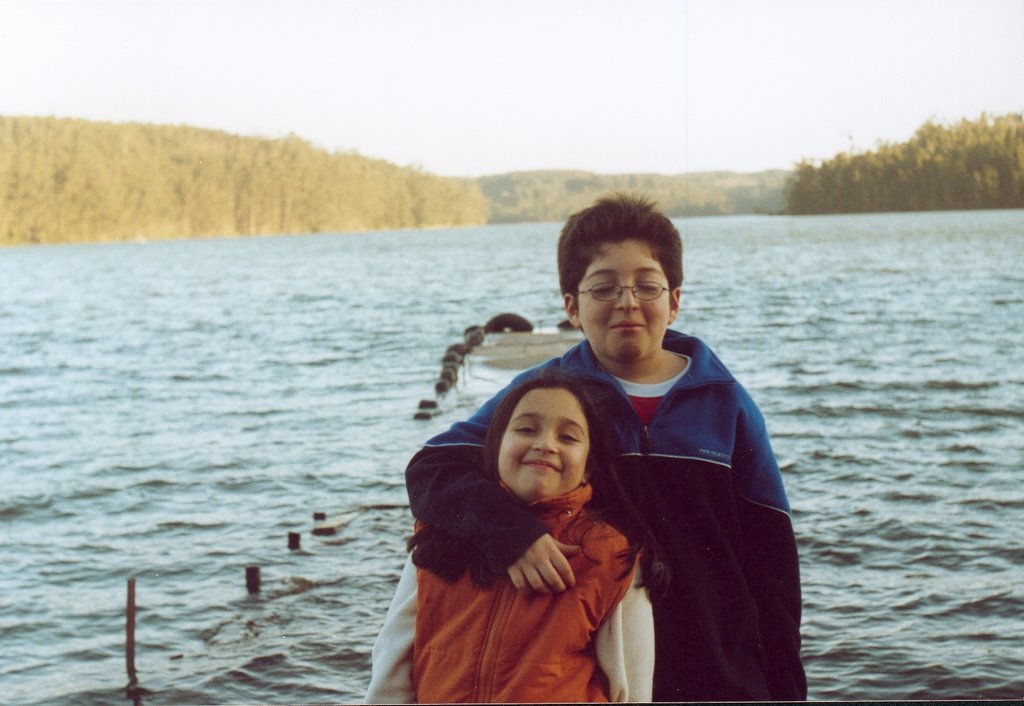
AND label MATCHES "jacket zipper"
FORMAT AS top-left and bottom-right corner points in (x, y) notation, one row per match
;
(474, 581), (516, 700)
